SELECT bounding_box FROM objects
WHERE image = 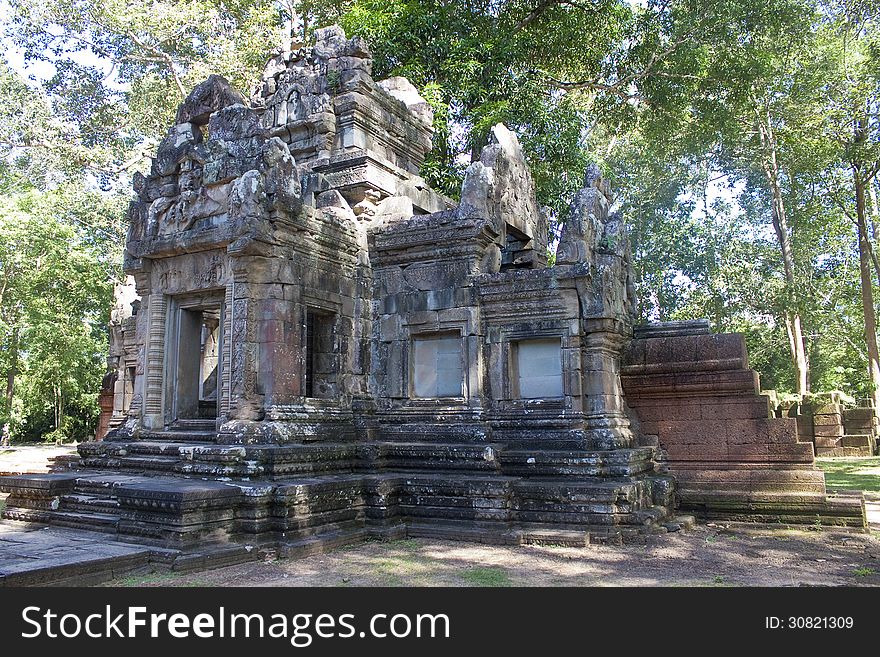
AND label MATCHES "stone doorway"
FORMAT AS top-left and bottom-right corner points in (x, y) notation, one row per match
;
(166, 295), (224, 427)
